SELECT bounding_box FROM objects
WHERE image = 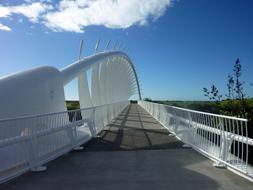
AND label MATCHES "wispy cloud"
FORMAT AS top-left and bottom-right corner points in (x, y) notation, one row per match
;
(0, 2), (52, 31)
(0, 0), (173, 33)
(0, 2), (52, 21)
(11, 2), (53, 22)
(0, 23), (11, 31)
(0, 6), (11, 18)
